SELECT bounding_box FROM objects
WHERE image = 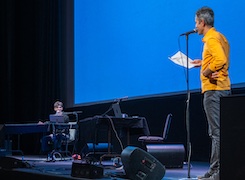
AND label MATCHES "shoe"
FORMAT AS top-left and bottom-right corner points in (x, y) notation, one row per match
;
(46, 153), (55, 162)
(197, 172), (212, 179)
(199, 177), (214, 180)
(198, 172), (219, 180)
